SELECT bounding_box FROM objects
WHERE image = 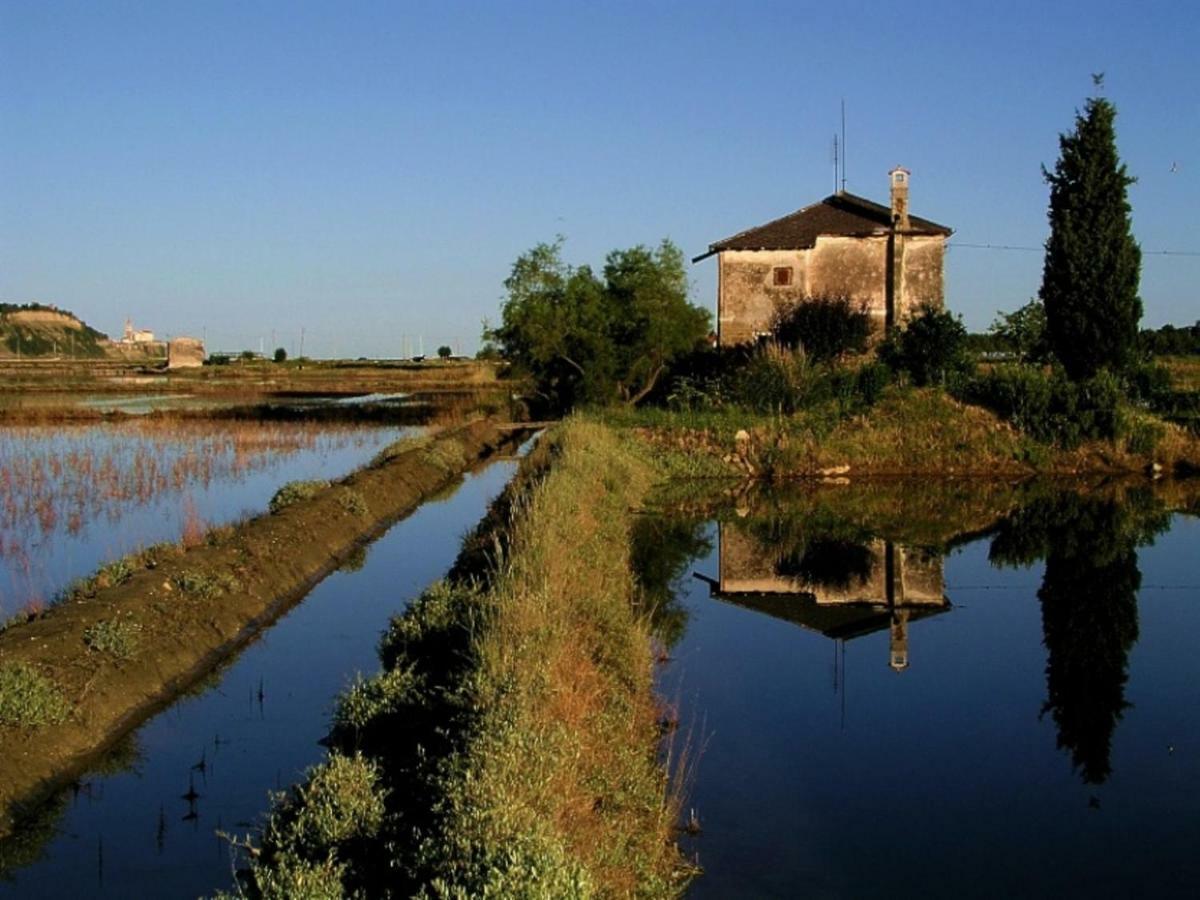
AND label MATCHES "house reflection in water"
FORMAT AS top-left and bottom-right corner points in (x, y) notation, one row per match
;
(697, 523), (949, 671)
